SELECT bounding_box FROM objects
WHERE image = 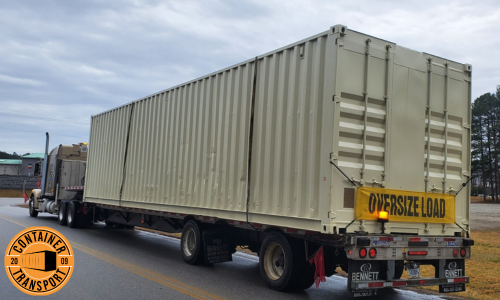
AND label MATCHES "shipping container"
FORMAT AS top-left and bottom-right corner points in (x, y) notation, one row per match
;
(84, 25), (471, 237)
